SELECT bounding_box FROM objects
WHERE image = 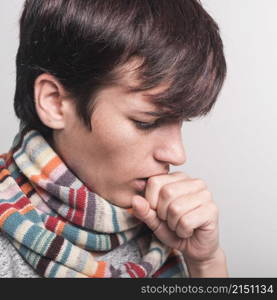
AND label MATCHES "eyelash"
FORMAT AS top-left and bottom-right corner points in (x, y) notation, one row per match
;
(133, 120), (160, 131)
